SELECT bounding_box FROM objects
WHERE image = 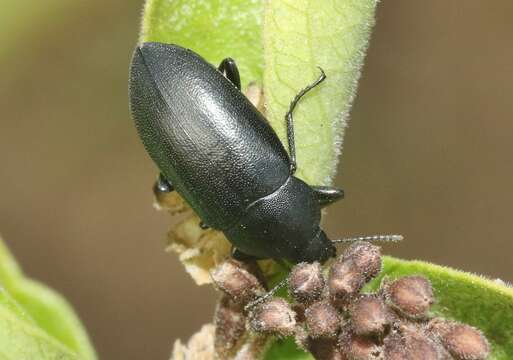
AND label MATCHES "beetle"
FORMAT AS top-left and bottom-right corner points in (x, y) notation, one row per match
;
(129, 42), (346, 264)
